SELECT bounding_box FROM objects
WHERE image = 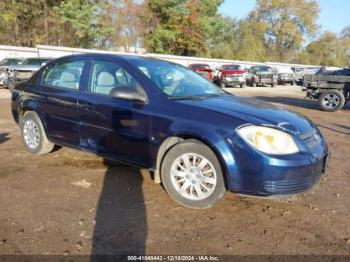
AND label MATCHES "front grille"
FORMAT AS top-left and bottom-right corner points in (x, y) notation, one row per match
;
(280, 73), (293, 78)
(264, 173), (322, 193)
(259, 74), (273, 79)
(298, 129), (321, 150)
